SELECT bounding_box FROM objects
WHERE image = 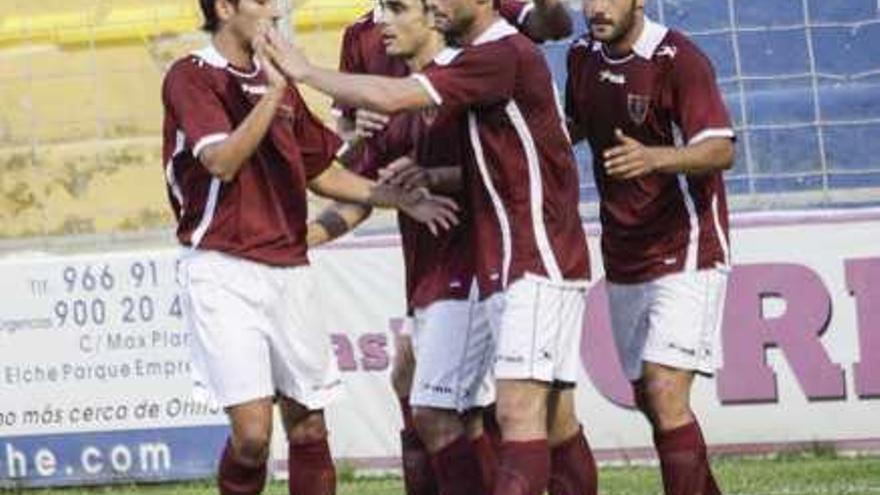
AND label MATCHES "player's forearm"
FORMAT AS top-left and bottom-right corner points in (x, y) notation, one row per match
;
(199, 88), (285, 181)
(307, 202), (372, 247)
(309, 163), (413, 209)
(526, 0), (574, 41)
(427, 167), (463, 194)
(298, 66), (431, 114)
(655, 138), (735, 175)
